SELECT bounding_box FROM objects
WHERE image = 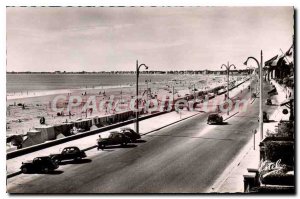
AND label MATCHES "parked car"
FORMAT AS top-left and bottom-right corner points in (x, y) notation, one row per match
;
(20, 156), (59, 174)
(97, 131), (131, 150)
(266, 98), (272, 105)
(120, 127), (141, 142)
(50, 146), (86, 163)
(207, 113), (223, 125)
